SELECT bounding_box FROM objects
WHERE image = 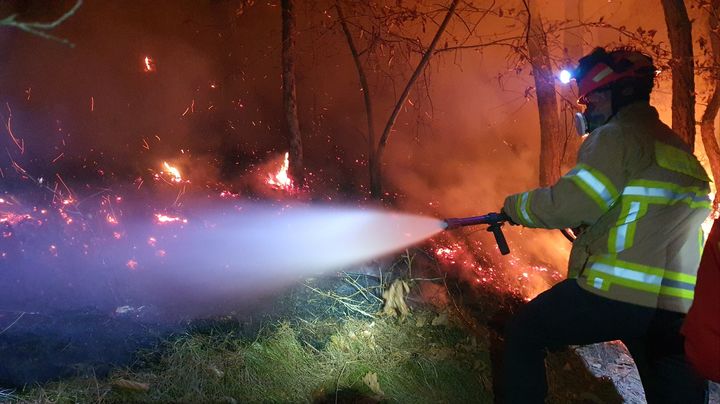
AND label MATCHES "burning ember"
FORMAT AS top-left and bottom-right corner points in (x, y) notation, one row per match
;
(266, 152), (293, 191)
(0, 212), (32, 226)
(433, 234), (564, 300)
(143, 56), (155, 72)
(154, 213), (188, 224)
(160, 161), (184, 183)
